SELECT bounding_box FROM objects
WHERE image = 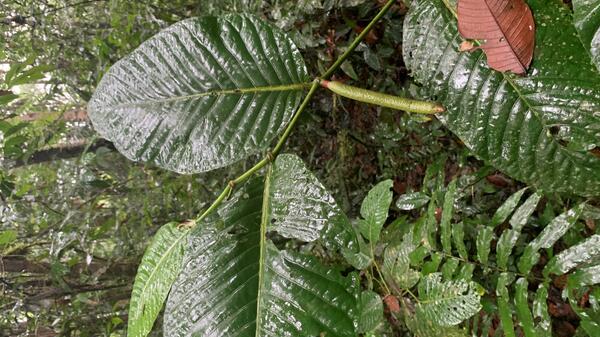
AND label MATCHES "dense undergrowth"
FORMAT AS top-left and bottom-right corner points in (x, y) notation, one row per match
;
(1, 0), (600, 336)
